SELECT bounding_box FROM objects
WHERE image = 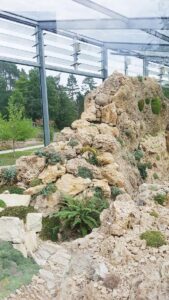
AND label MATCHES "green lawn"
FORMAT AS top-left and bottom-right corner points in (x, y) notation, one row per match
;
(0, 148), (42, 167)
